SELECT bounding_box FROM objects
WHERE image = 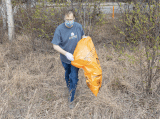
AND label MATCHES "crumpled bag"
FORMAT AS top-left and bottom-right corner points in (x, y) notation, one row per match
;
(71, 36), (102, 96)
